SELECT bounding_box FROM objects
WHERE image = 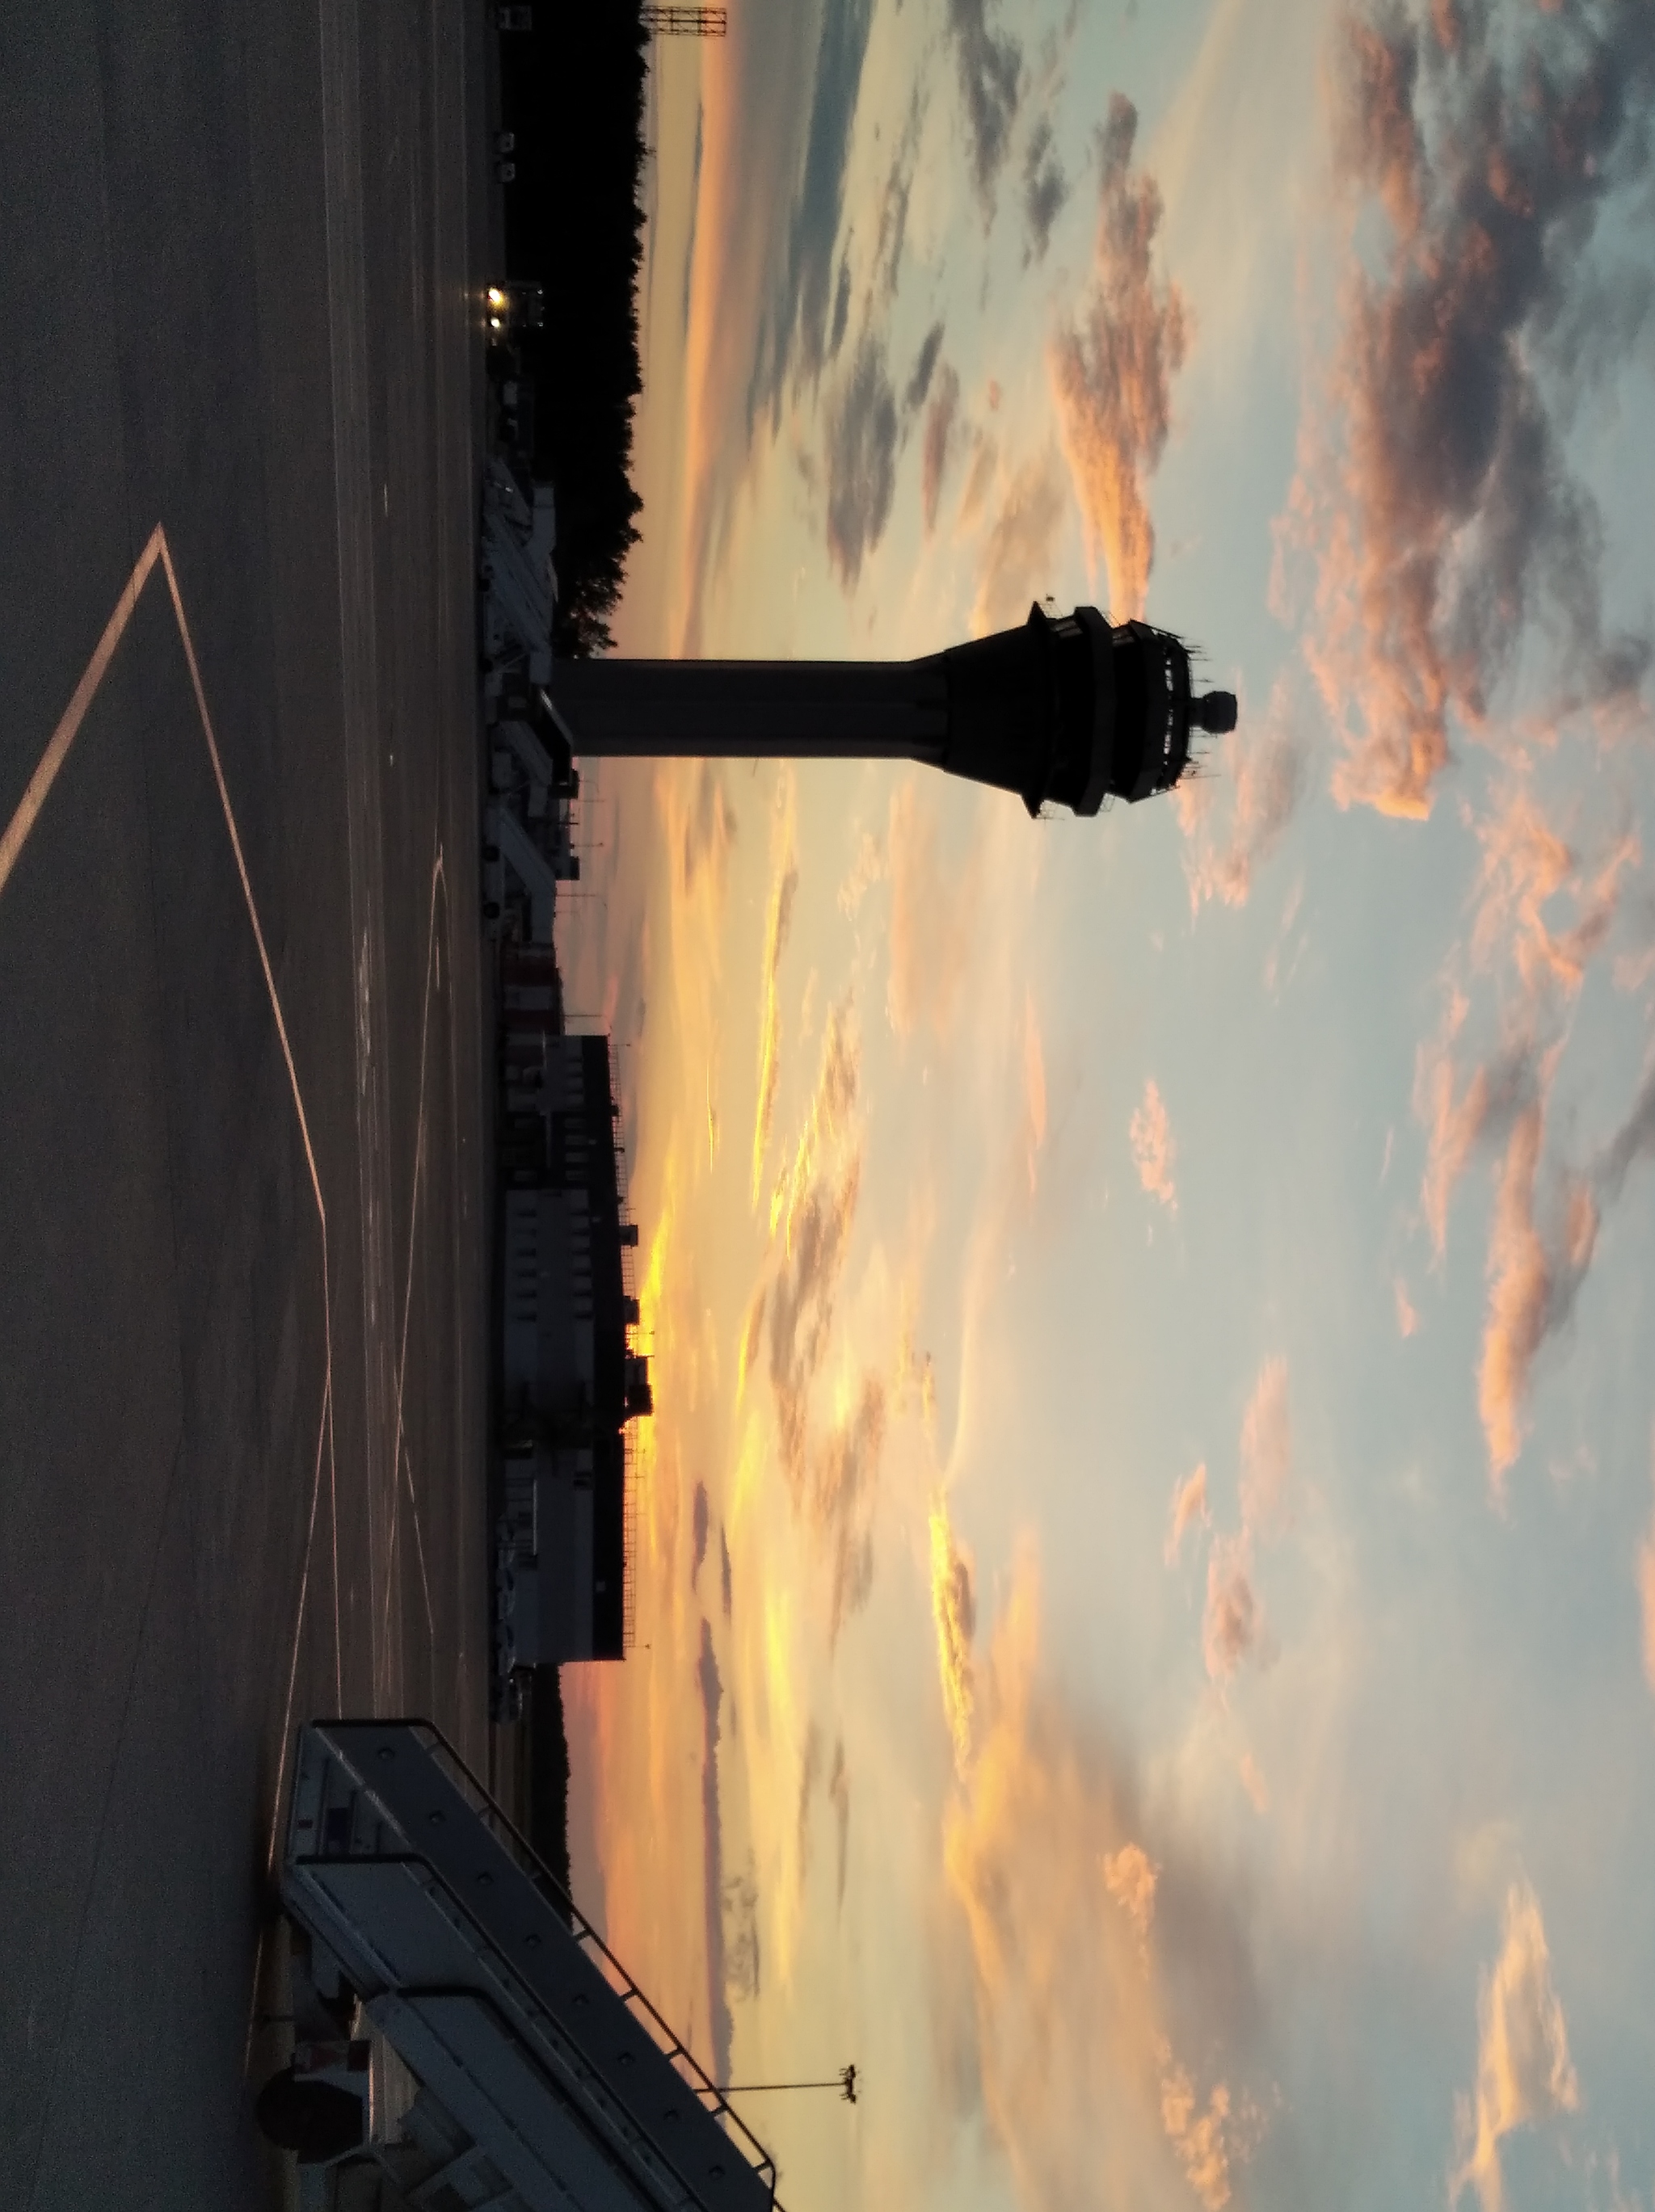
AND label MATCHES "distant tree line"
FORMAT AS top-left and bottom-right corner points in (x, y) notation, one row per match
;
(499, 3), (649, 656)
